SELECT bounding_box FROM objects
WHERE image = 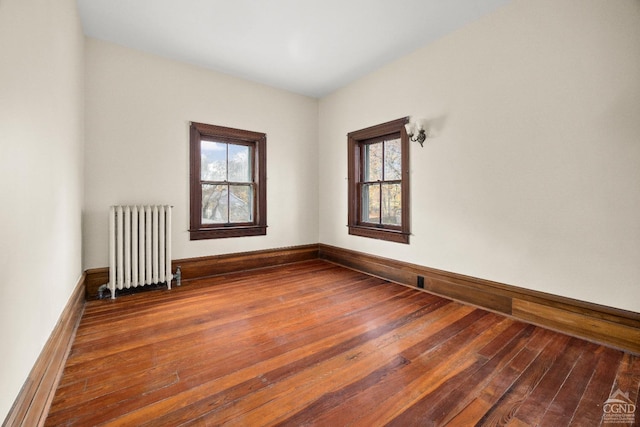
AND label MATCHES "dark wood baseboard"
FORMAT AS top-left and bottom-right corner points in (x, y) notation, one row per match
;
(318, 244), (640, 354)
(3, 274), (85, 427)
(84, 244), (320, 300)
